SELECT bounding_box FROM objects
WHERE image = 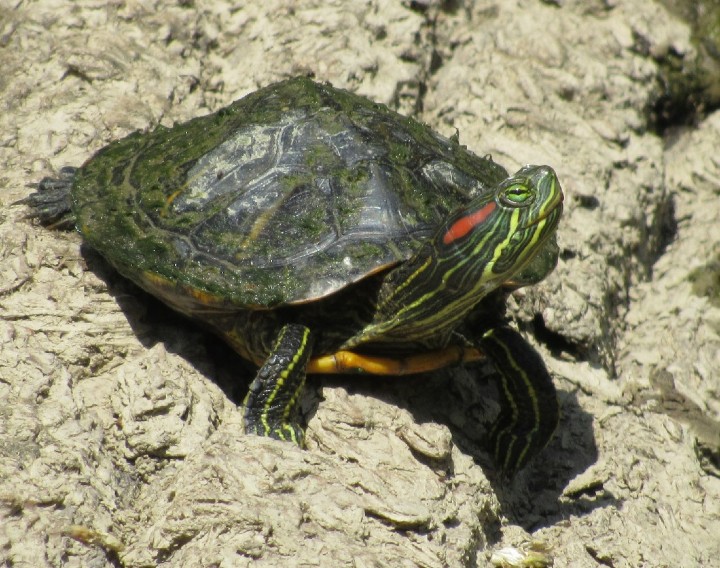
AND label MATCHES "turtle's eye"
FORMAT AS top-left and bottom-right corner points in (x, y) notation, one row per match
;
(500, 184), (533, 206)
